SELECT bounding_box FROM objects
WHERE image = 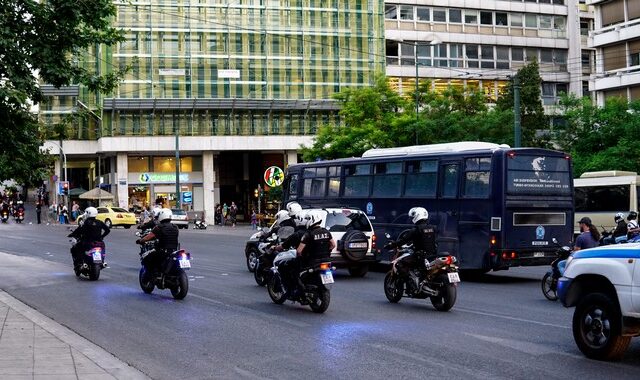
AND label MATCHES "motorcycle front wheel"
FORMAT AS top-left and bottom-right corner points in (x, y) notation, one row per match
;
(170, 270), (189, 300)
(88, 263), (101, 281)
(430, 275), (457, 312)
(267, 274), (287, 304)
(541, 272), (558, 301)
(309, 289), (331, 313)
(139, 267), (154, 294)
(254, 263), (267, 286)
(384, 272), (404, 303)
